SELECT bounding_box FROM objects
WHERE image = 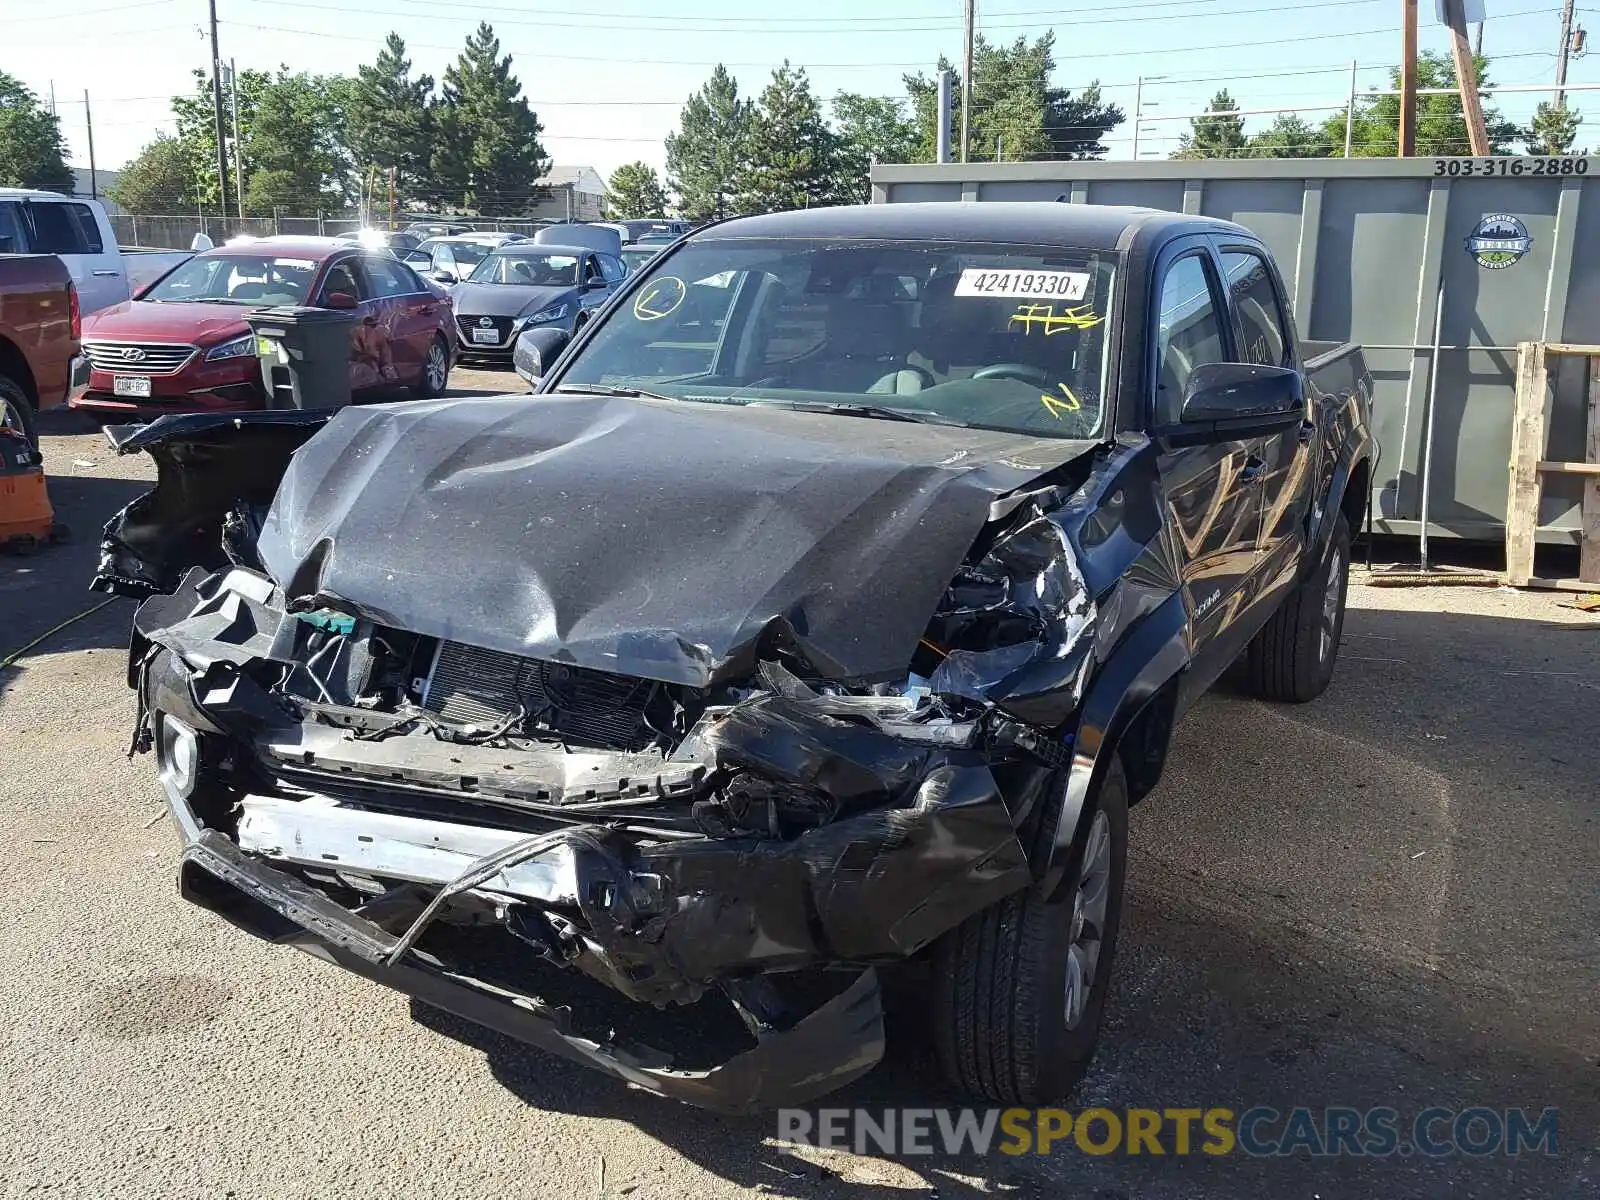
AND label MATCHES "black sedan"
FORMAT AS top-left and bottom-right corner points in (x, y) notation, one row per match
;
(448, 243), (625, 363)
